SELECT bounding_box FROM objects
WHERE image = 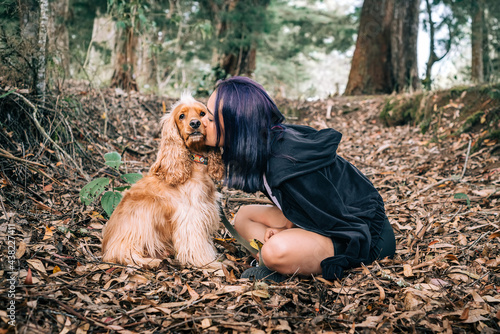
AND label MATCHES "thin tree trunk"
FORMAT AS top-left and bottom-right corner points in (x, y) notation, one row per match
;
(482, 18), (490, 82)
(37, 0), (49, 102)
(424, 0), (436, 90)
(85, 14), (116, 84)
(471, 0), (484, 83)
(423, 0), (452, 90)
(18, 0), (40, 90)
(219, 41), (257, 78)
